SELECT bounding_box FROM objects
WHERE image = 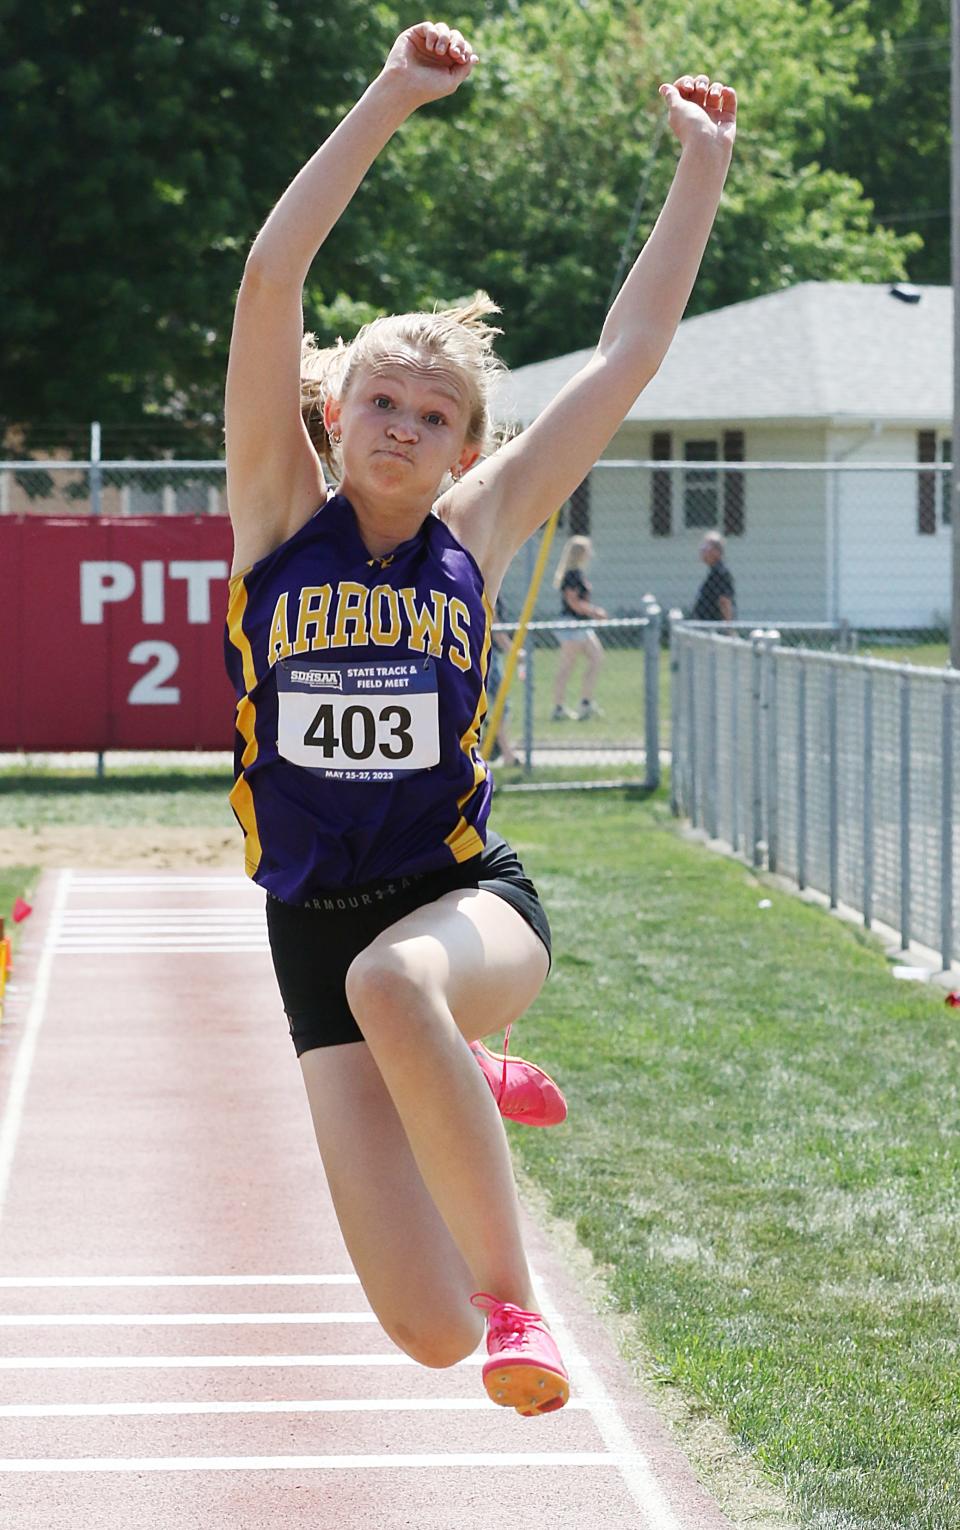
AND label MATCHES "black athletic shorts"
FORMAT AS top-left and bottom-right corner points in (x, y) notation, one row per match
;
(265, 830), (551, 1055)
